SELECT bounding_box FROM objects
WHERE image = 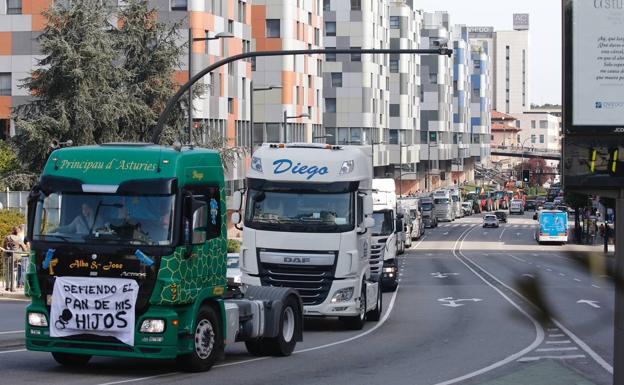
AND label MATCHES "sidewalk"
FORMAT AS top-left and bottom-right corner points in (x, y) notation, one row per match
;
(0, 282), (28, 301)
(564, 242), (615, 255)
